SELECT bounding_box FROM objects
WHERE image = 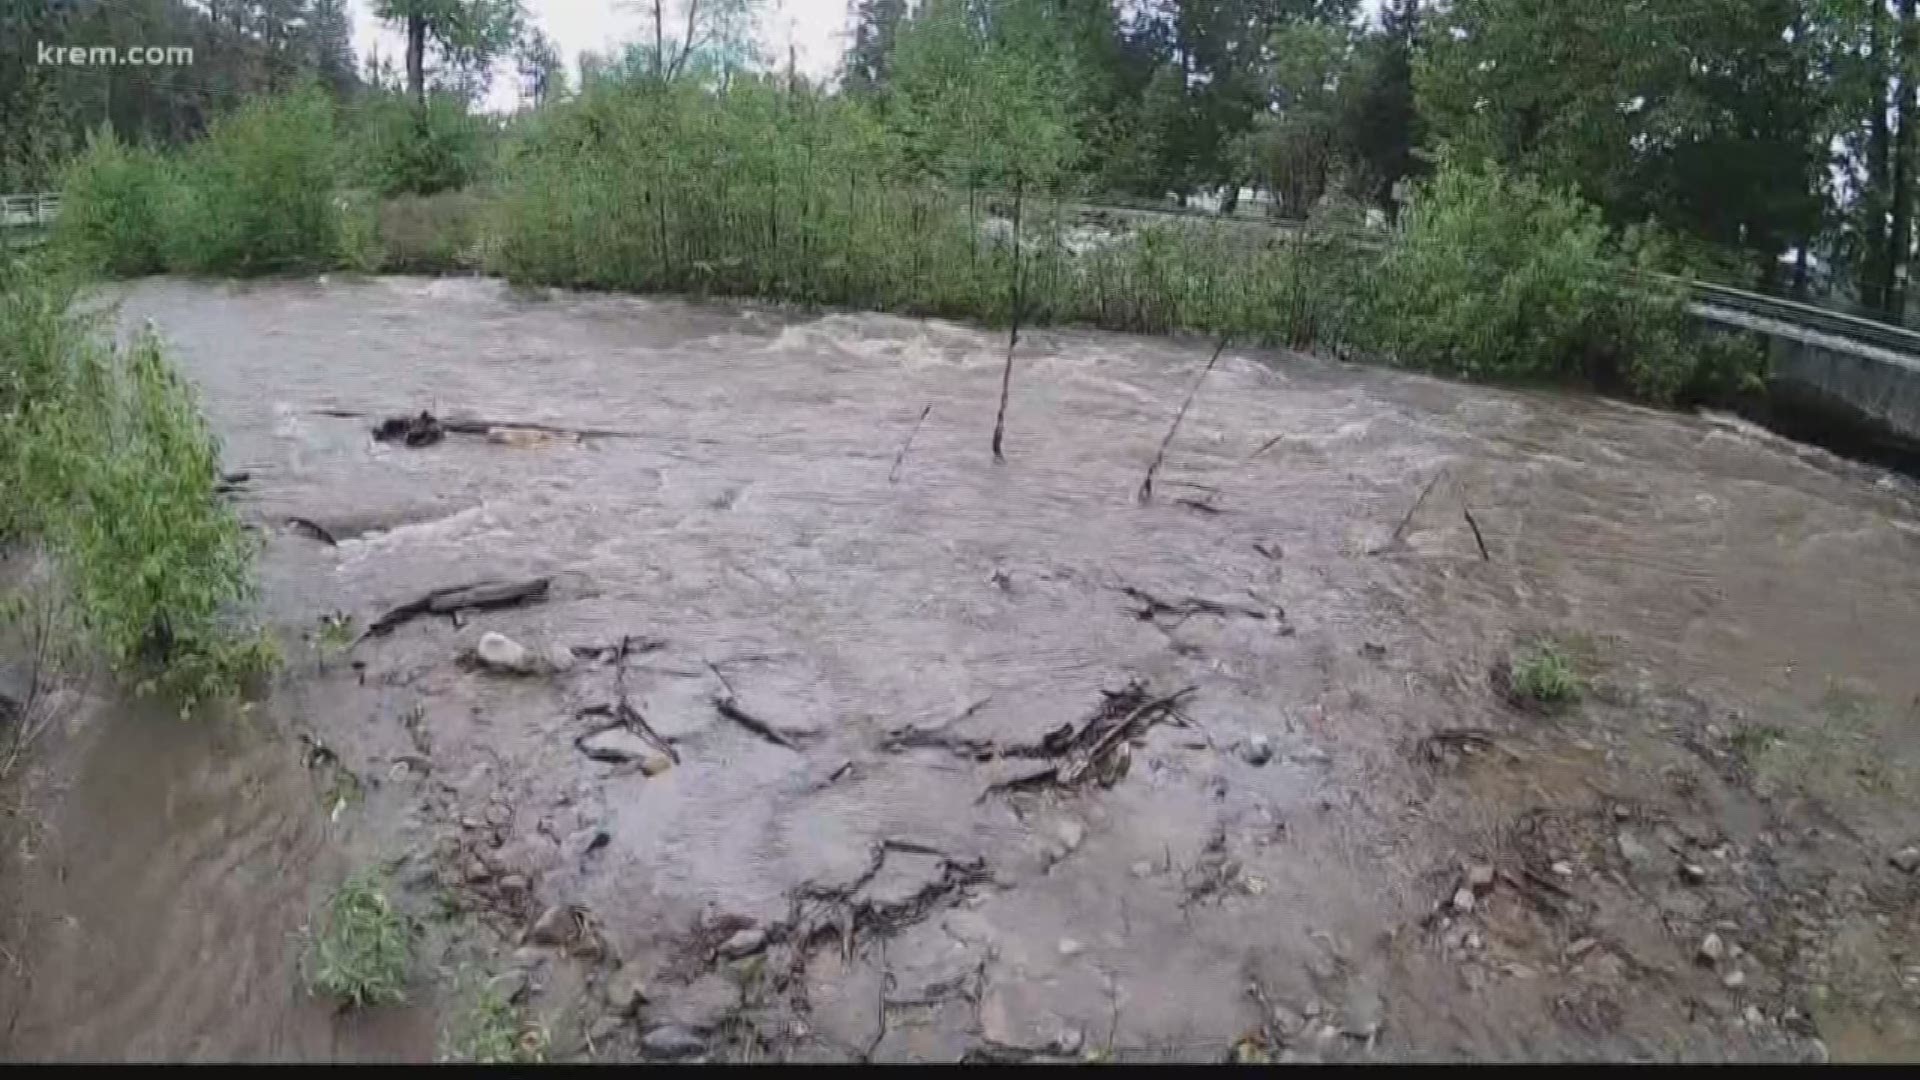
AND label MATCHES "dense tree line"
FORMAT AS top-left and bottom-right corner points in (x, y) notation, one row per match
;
(838, 0), (1920, 315)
